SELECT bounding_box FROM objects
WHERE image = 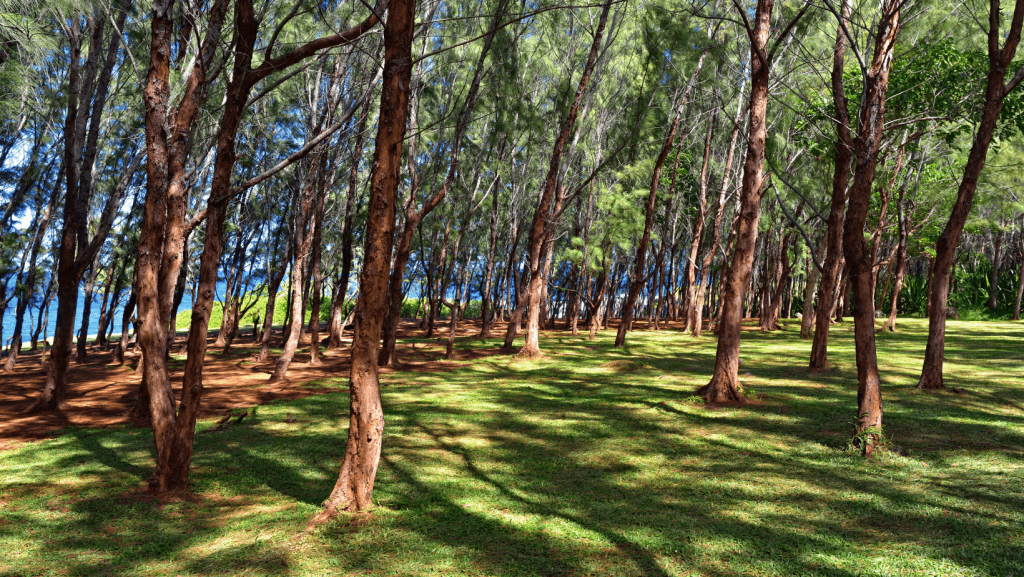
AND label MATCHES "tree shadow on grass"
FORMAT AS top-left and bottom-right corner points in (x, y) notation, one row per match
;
(4, 320), (1024, 576)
